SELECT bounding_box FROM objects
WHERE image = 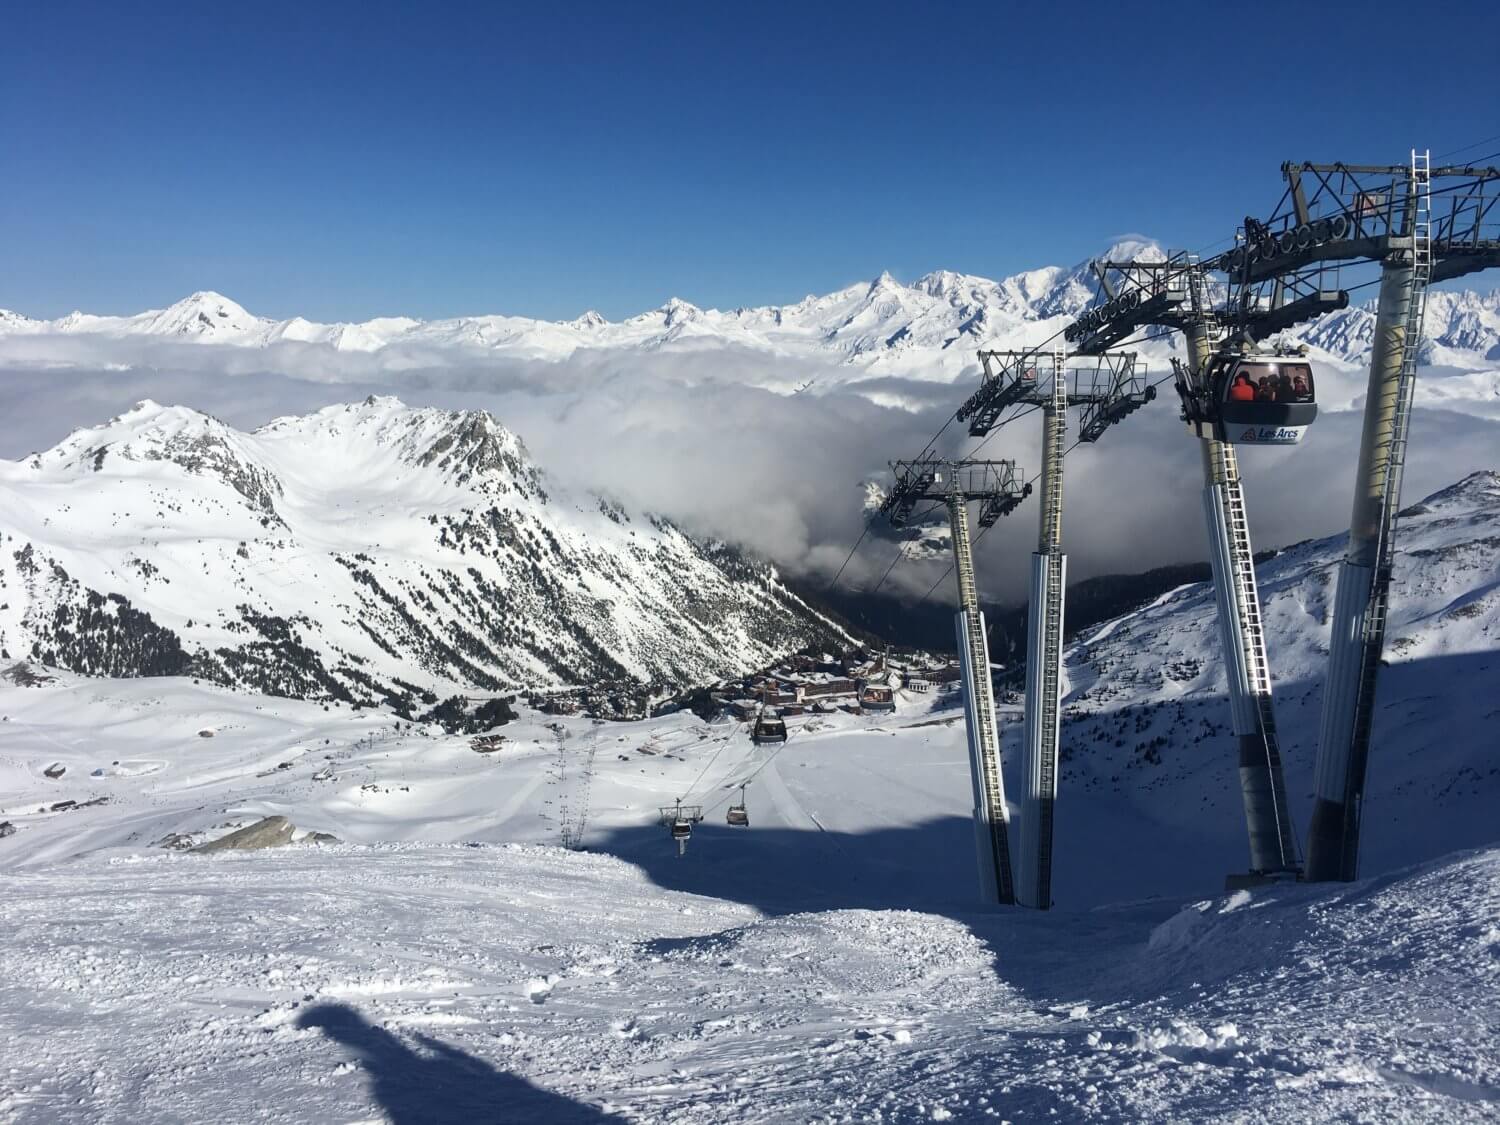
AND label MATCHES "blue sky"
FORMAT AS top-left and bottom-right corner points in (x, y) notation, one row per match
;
(4, 0), (1498, 322)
